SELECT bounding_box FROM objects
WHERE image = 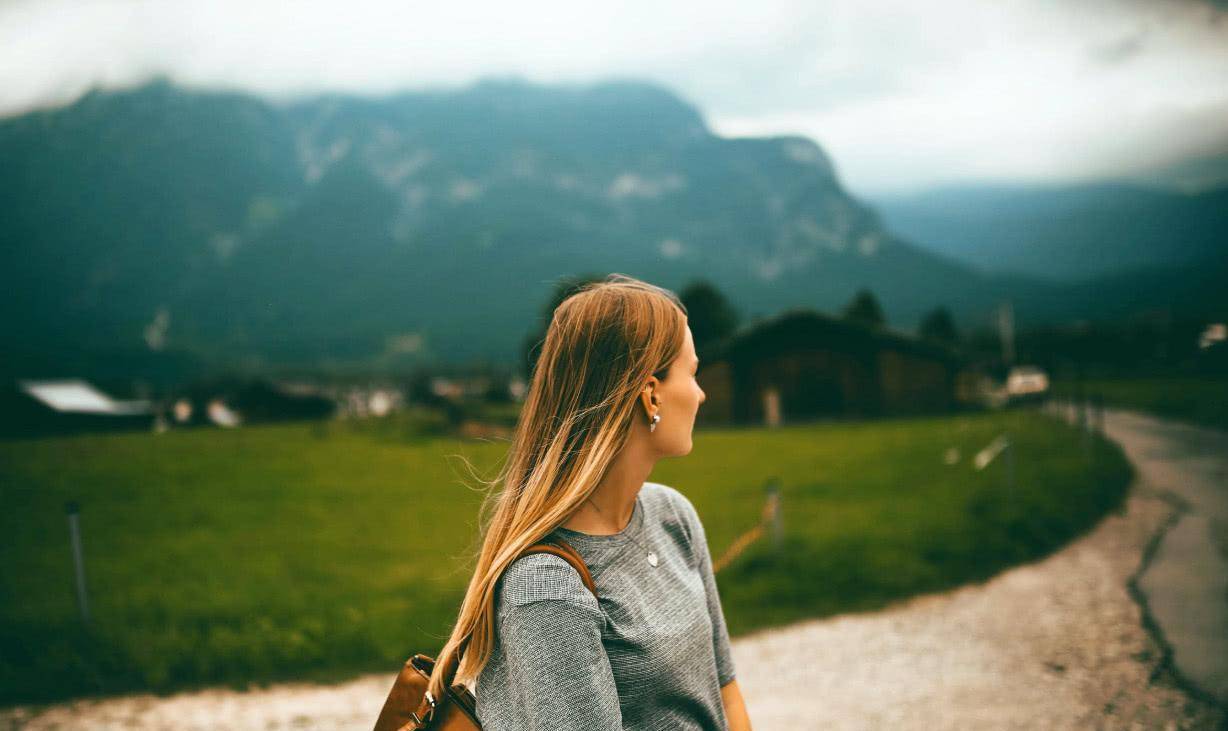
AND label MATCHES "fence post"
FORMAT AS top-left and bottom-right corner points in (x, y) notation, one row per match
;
(1004, 435), (1015, 509)
(1090, 393), (1104, 466)
(65, 501), (91, 626)
(765, 477), (782, 551)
